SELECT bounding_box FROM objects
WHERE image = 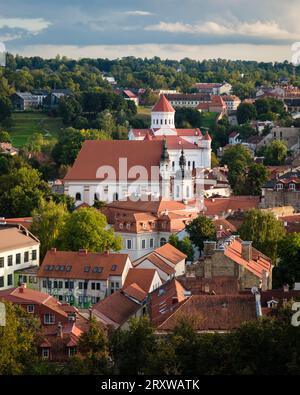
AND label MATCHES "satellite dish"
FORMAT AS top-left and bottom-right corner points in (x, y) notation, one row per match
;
(251, 286), (259, 295)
